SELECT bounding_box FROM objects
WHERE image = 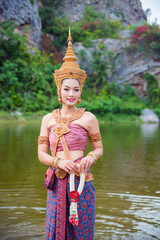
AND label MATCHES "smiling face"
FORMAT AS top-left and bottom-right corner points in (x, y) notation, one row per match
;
(61, 78), (81, 106)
